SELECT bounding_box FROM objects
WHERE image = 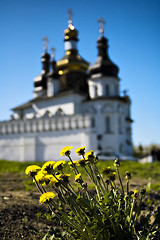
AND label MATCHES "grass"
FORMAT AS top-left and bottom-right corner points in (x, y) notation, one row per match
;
(0, 159), (160, 190)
